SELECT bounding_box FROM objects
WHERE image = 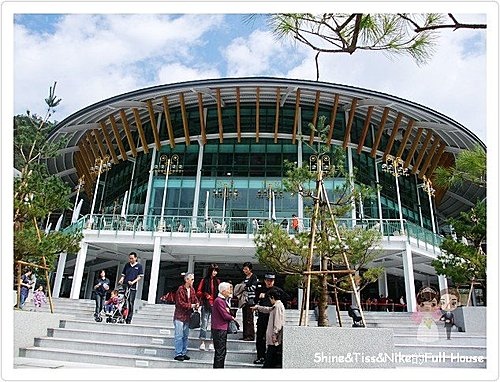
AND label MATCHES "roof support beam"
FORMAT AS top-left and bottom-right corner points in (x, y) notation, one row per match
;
(120, 110), (137, 157)
(411, 130), (433, 175)
(383, 112), (403, 159)
(396, 119), (414, 158)
(146, 100), (162, 151)
(274, 87), (280, 143)
(132, 108), (150, 153)
(85, 132), (99, 160)
(161, 97), (175, 149)
(92, 129), (107, 158)
(197, 93), (206, 145)
(370, 107), (390, 157)
(309, 90), (321, 145)
(236, 87), (241, 143)
(326, 94), (340, 146)
(343, 98), (358, 149)
(216, 88), (223, 143)
(292, 88), (301, 144)
(404, 127), (424, 169)
(356, 105), (373, 154)
(255, 86), (260, 143)
(99, 121), (119, 164)
(179, 93), (191, 145)
(426, 143), (446, 178)
(109, 114), (128, 161)
(419, 138), (441, 178)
